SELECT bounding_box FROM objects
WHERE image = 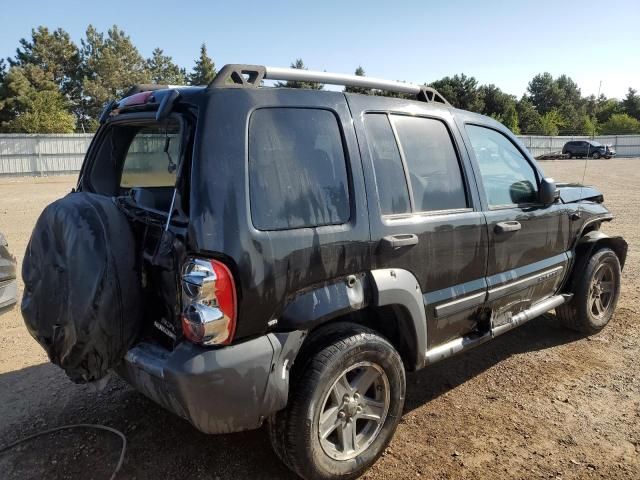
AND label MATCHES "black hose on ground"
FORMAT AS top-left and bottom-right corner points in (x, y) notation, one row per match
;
(0, 423), (127, 480)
